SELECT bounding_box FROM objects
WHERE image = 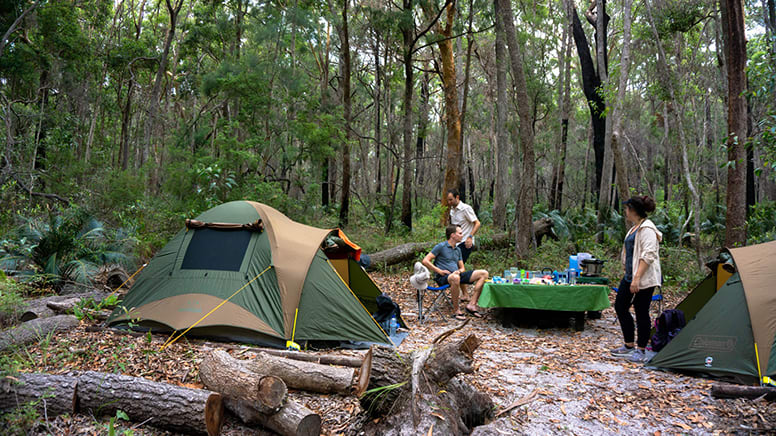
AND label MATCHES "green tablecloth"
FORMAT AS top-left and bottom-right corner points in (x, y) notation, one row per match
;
(478, 282), (610, 311)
